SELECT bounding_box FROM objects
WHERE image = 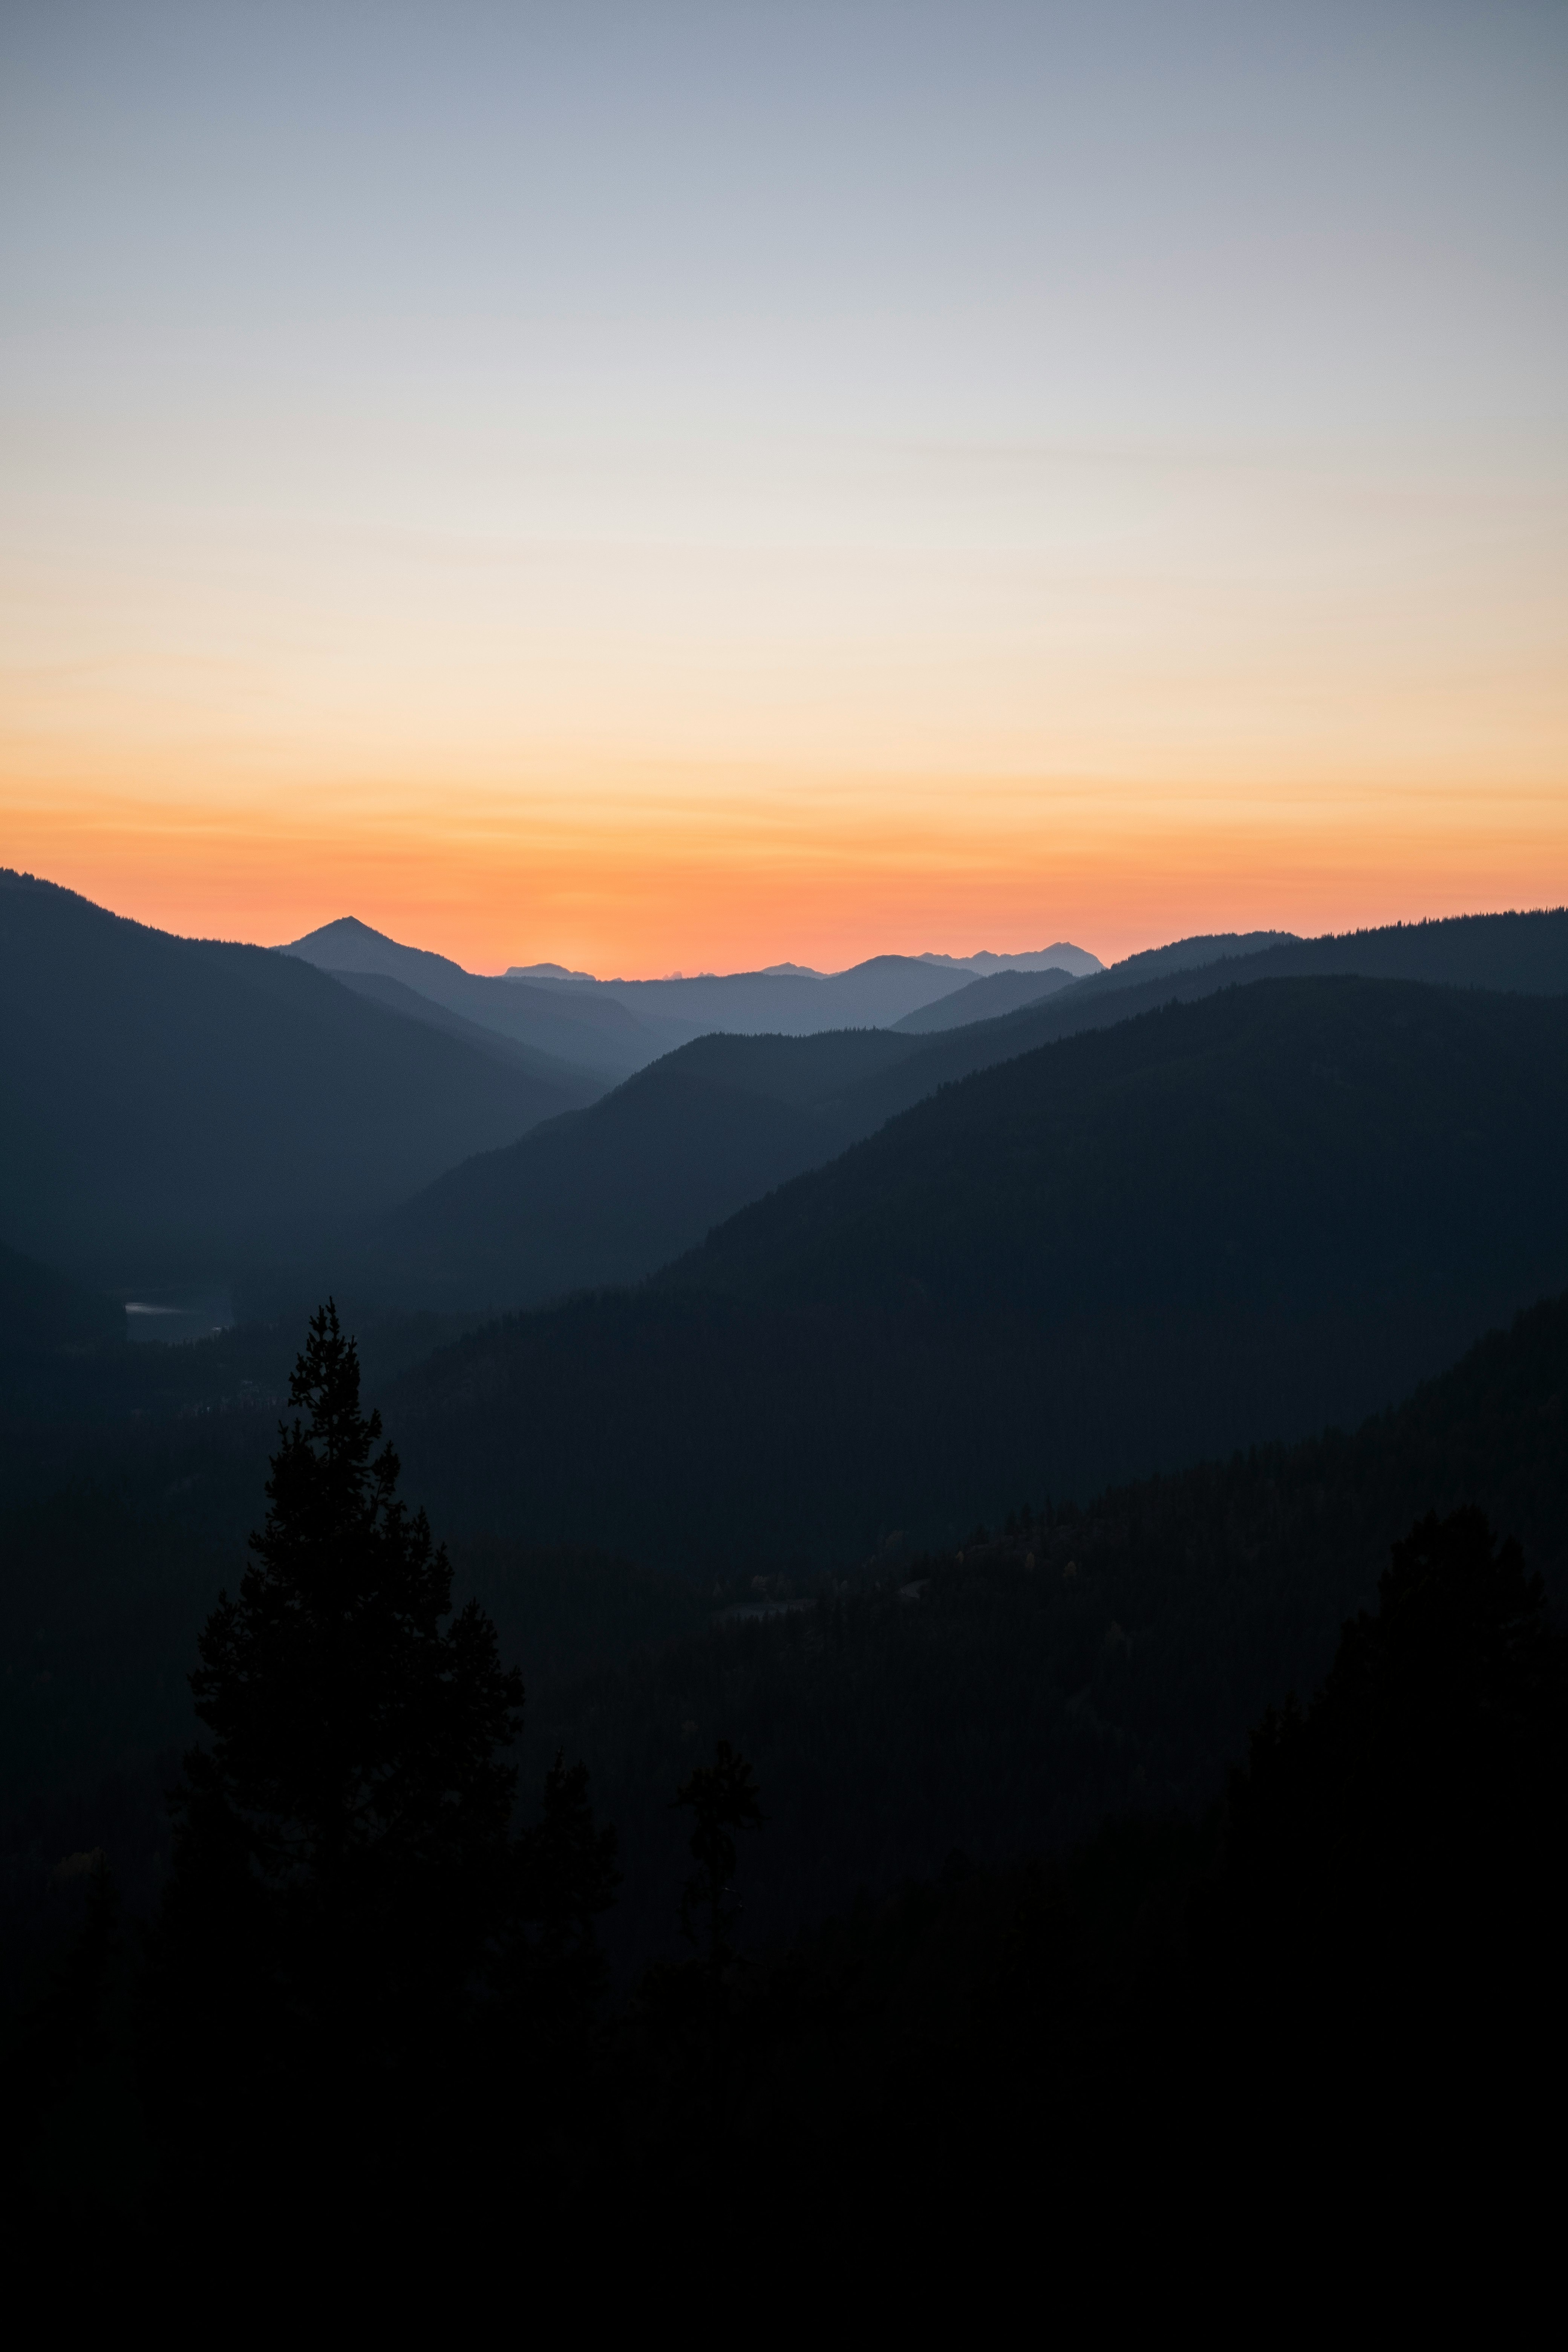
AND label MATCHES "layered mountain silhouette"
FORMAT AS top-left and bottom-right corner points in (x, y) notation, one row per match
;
(562, 952), (1095, 1041)
(278, 916), (655, 1079)
(325, 968), (592, 1077)
(346, 1029), (925, 1311)
(282, 916), (1109, 1062)
(386, 975), (1568, 1566)
(345, 908), (1568, 1316)
(892, 934), (1294, 1035)
(0, 872), (600, 1283)
(892, 964), (1080, 1033)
